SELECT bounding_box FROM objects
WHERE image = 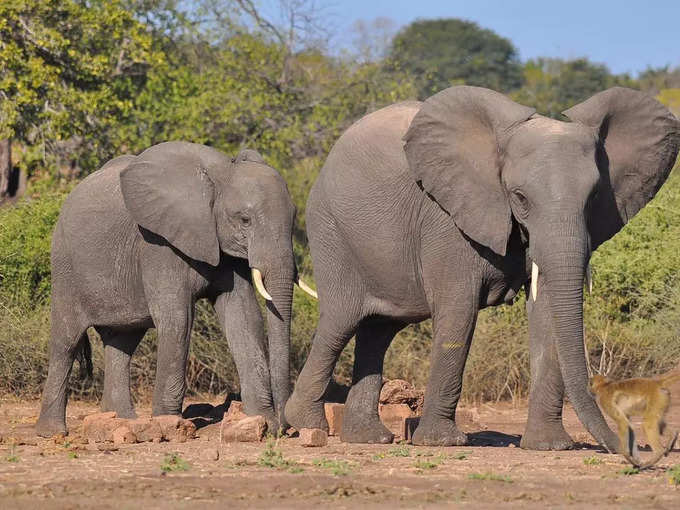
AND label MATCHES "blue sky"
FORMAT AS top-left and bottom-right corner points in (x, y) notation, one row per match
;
(312, 0), (679, 76)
